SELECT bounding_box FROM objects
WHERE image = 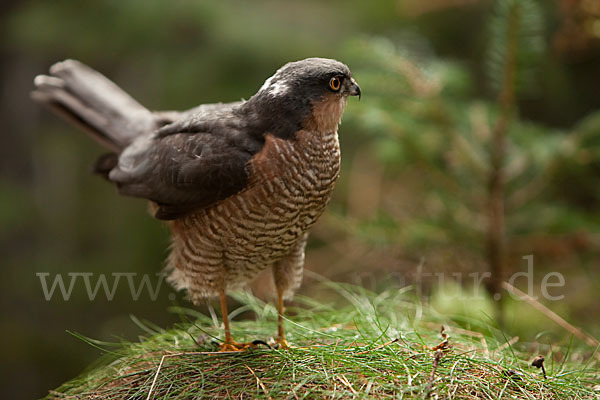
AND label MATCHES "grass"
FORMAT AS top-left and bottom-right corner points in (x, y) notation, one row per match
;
(46, 282), (598, 399)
